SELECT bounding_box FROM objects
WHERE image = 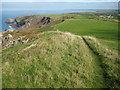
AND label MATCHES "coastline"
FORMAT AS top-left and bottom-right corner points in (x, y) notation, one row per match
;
(2, 9), (118, 32)
(2, 10), (119, 33)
